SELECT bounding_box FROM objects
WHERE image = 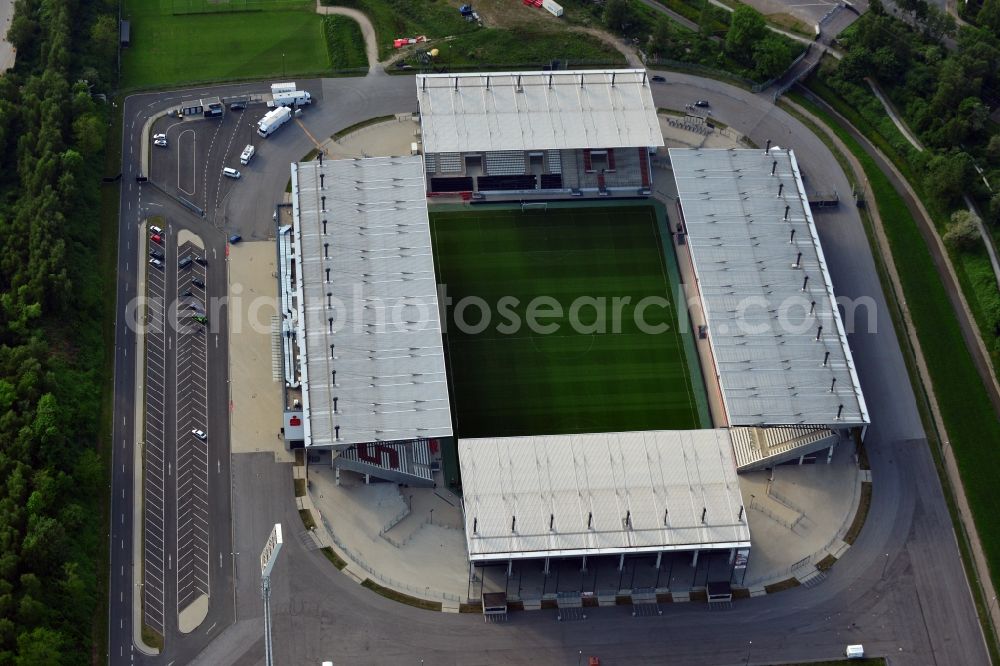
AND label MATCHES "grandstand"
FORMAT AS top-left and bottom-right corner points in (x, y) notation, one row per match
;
(279, 155), (452, 486)
(669, 147), (869, 470)
(417, 70), (662, 197)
